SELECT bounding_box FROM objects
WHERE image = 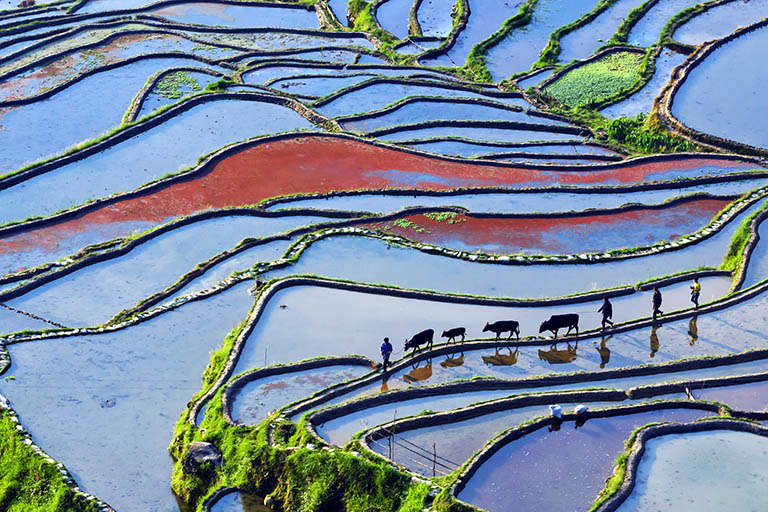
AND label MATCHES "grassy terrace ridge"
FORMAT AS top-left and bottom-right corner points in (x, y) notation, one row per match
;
(543, 50), (645, 108)
(461, 0), (536, 82)
(0, 409), (100, 512)
(536, 0), (620, 66)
